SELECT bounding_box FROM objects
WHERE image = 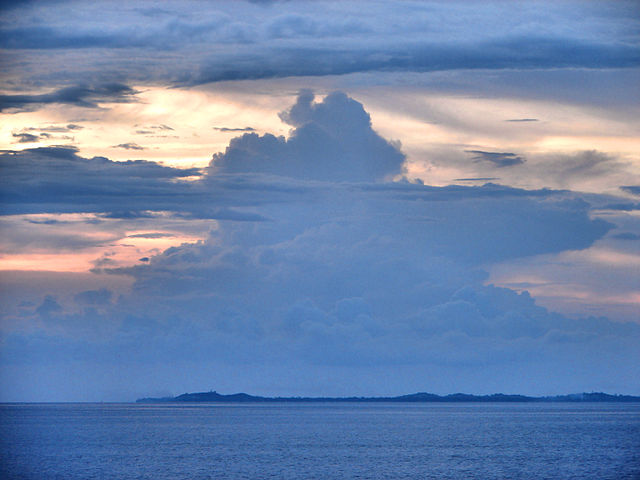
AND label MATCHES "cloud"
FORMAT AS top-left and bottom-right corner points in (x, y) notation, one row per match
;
(0, 94), (613, 261)
(12, 133), (39, 143)
(439, 149), (636, 193)
(74, 288), (113, 306)
(454, 177), (499, 182)
(2, 90), (636, 400)
(127, 232), (175, 239)
(2, 1), (639, 93)
(601, 203), (640, 212)
(505, 118), (538, 122)
(136, 125), (174, 135)
(549, 151), (620, 181)
(0, 83), (137, 112)
(24, 124), (84, 133)
(35, 295), (62, 318)
(0, 146), (204, 215)
(98, 211), (157, 219)
(210, 91), (406, 182)
(247, 0), (288, 5)
(112, 143), (145, 151)
(24, 218), (69, 225)
(6, 221), (636, 398)
(522, 150), (632, 190)
(466, 150), (525, 168)
(612, 232), (640, 241)
(189, 37), (640, 86)
(213, 127), (256, 132)
(621, 186), (640, 196)
(0, 25), (145, 50)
